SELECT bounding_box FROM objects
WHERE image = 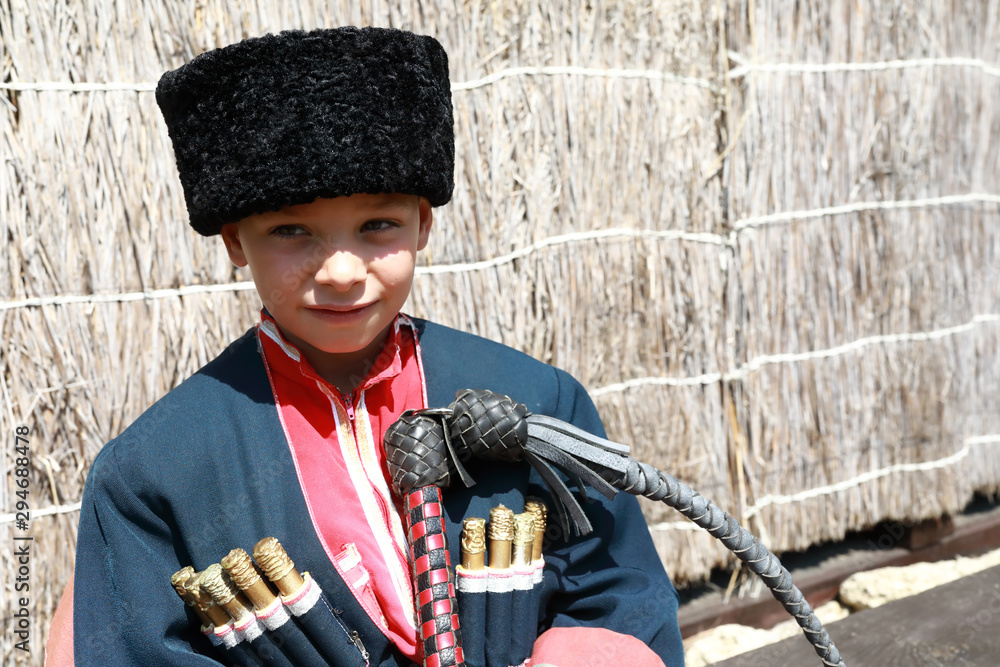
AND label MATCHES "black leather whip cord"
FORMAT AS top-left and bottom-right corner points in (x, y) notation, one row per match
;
(429, 388), (847, 667)
(612, 457), (844, 667)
